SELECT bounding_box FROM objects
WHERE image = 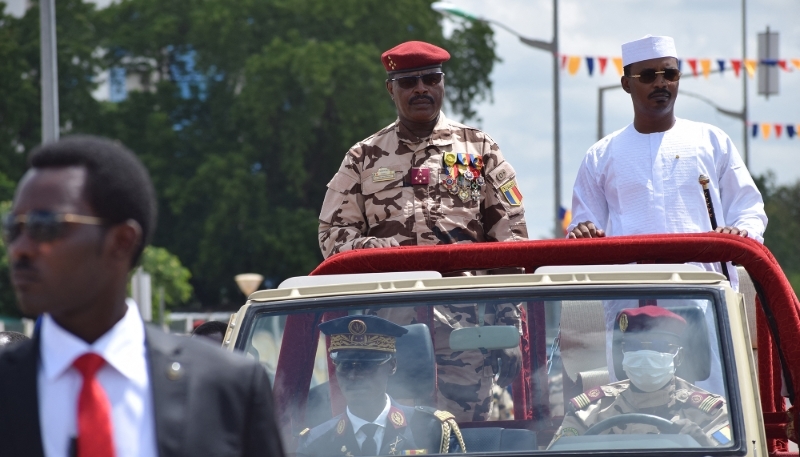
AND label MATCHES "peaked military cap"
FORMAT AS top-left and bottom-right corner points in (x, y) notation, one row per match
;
(319, 315), (408, 362)
(617, 306), (686, 338)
